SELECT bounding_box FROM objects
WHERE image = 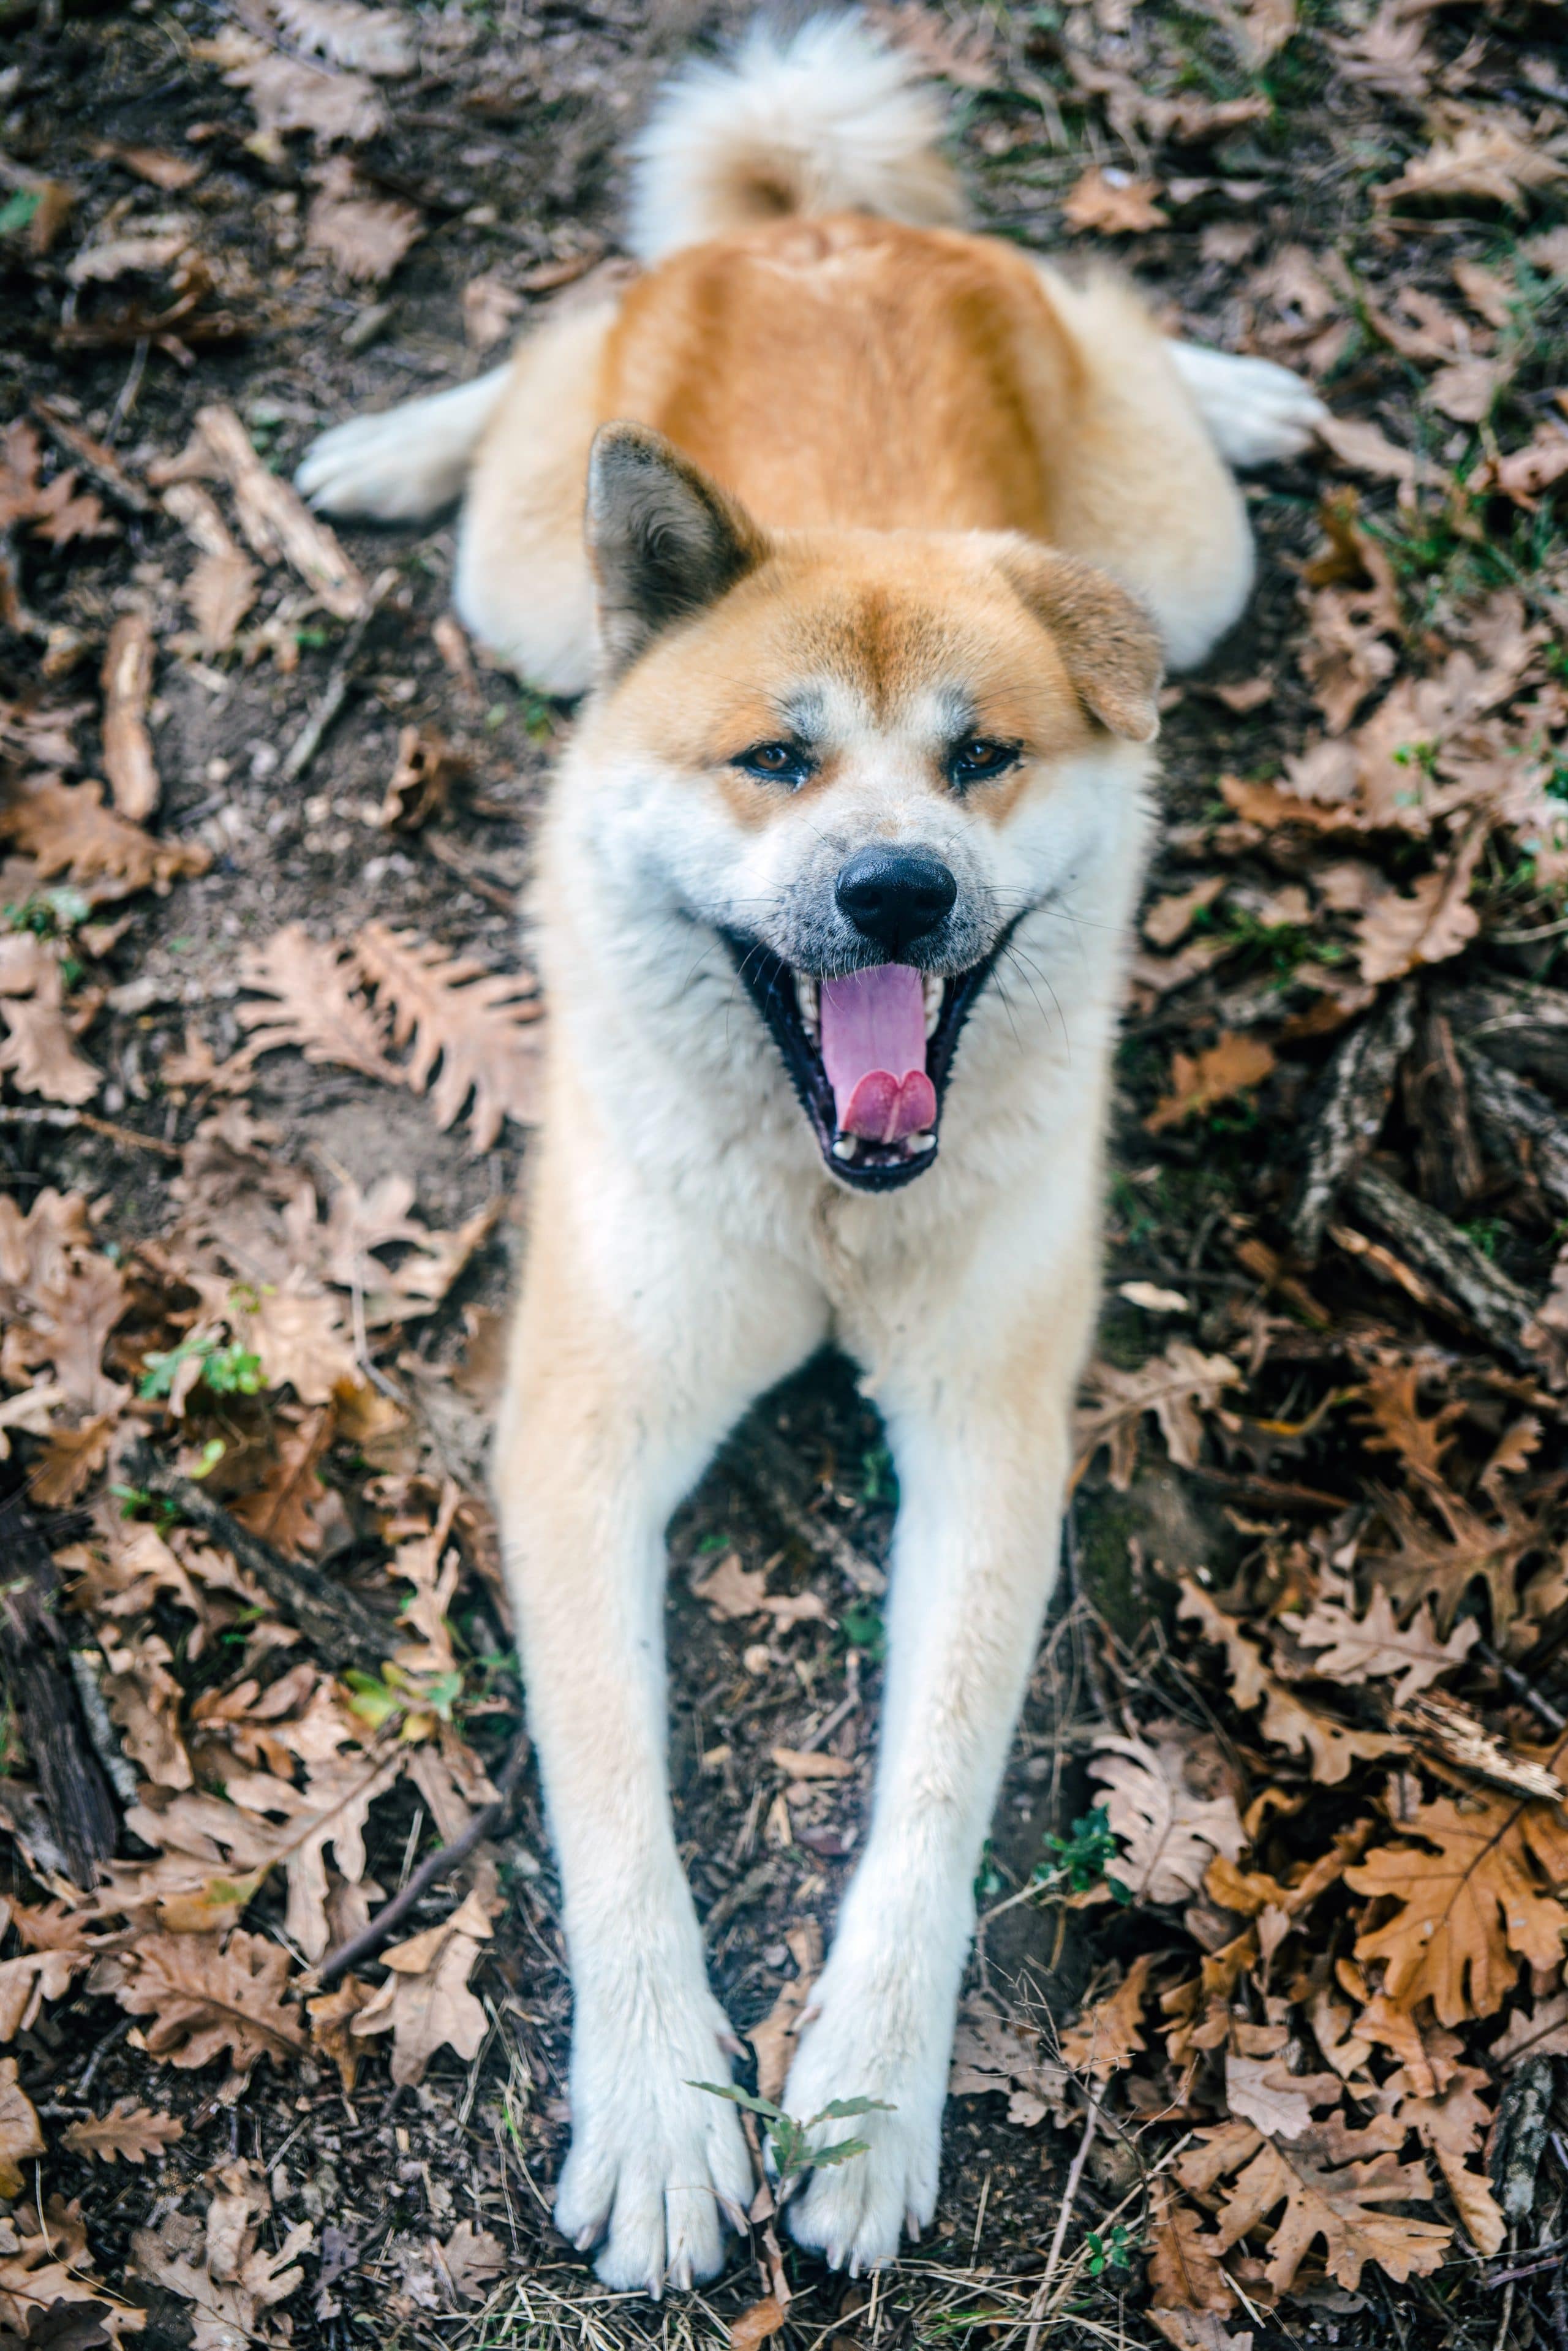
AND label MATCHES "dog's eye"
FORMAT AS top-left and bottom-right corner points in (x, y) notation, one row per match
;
(949, 737), (1020, 787)
(734, 741), (813, 787)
